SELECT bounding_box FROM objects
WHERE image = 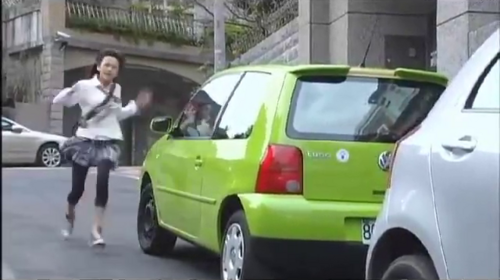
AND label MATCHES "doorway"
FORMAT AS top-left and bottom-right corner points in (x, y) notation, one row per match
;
(384, 35), (427, 70)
